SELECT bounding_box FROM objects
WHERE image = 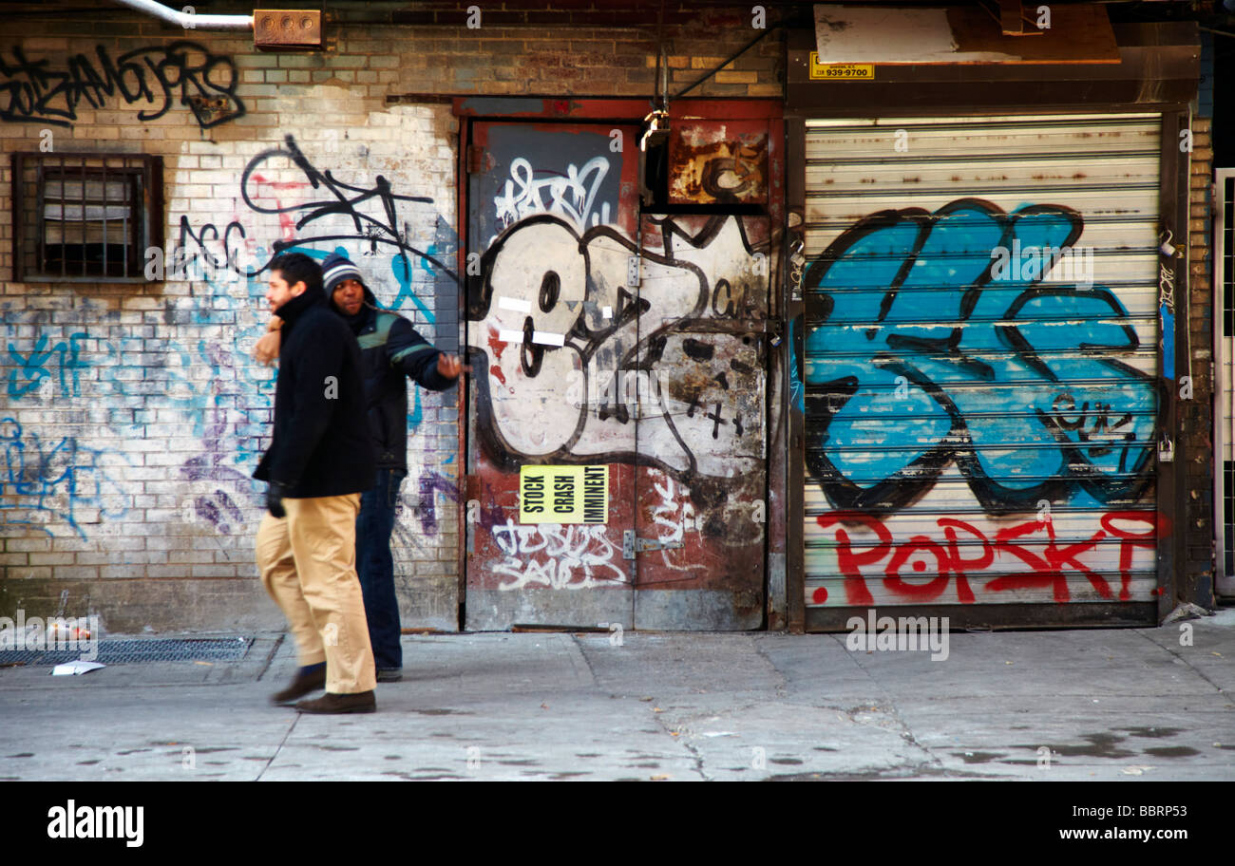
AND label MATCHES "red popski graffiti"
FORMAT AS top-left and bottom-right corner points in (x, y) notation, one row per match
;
(814, 511), (1169, 605)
